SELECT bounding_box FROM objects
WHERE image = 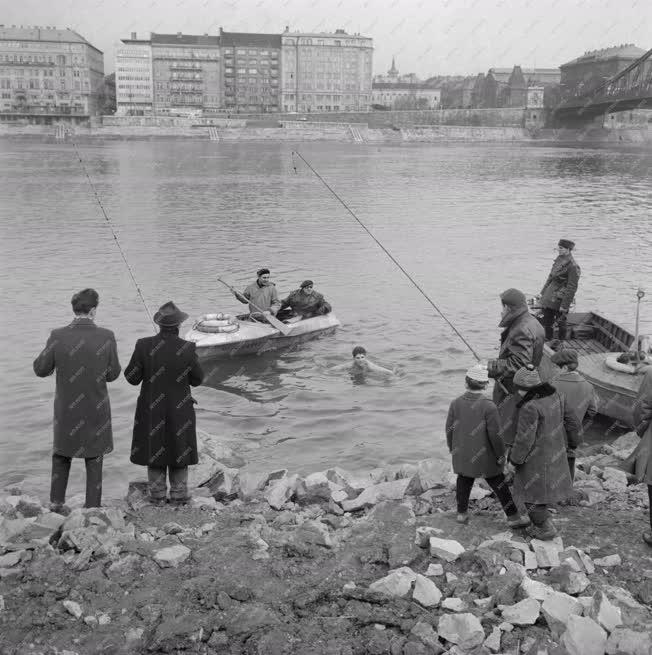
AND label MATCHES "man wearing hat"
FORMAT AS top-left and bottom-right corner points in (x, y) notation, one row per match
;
(124, 302), (204, 506)
(550, 349), (598, 480)
(33, 288), (121, 513)
(539, 239), (581, 341)
(488, 288), (545, 445)
(278, 280), (332, 321)
(233, 268), (281, 317)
